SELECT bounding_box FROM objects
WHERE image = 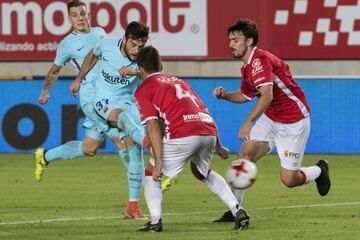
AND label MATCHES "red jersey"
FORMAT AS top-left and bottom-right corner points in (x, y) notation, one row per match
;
(240, 47), (310, 123)
(135, 73), (217, 139)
